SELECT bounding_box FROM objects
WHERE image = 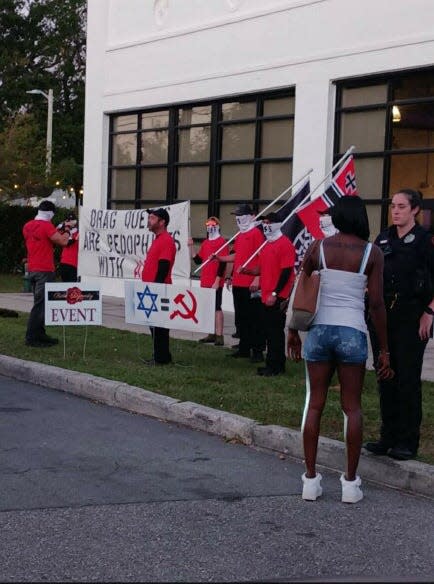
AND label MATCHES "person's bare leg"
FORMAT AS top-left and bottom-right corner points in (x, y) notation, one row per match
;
(336, 363), (365, 481)
(303, 361), (335, 478)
